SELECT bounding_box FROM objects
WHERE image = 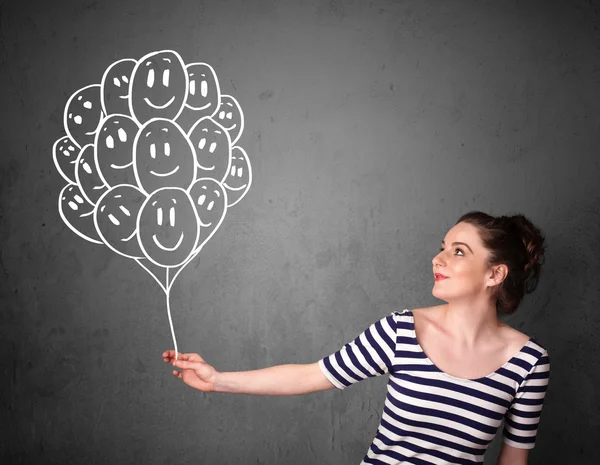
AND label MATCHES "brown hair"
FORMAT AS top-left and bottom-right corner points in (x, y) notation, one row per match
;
(456, 211), (547, 316)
